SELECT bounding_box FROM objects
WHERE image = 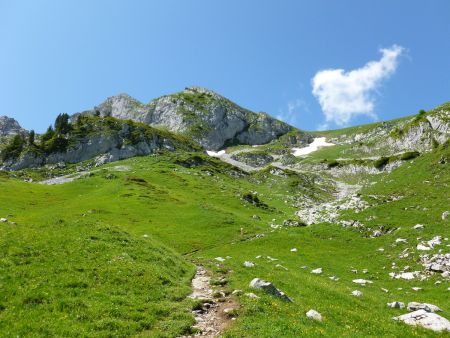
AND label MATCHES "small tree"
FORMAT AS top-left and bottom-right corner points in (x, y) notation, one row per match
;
(41, 126), (55, 143)
(55, 113), (71, 134)
(1, 134), (25, 161)
(28, 130), (35, 145)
